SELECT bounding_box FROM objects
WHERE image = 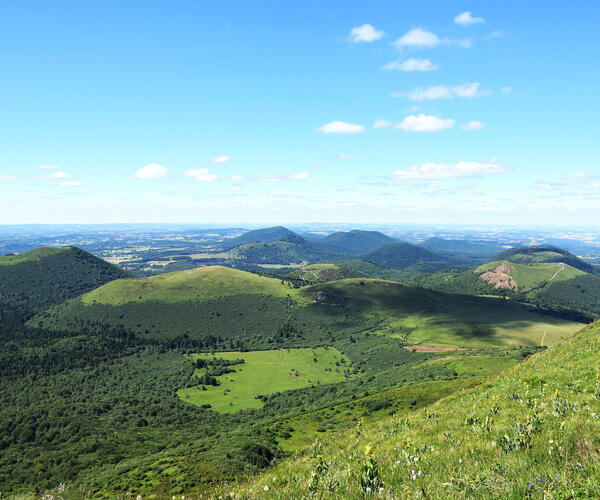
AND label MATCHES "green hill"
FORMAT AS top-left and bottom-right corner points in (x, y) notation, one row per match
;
(317, 230), (398, 255)
(0, 246), (129, 307)
(298, 279), (581, 348)
(493, 245), (593, 273)
(287, 263), (359, 284)
(364, 243), (456, 272)
(223, 226), (300, 247)
(420, 237), (503, 260)
(413, 256), (600, 319)
(220, 320), (600, 498)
